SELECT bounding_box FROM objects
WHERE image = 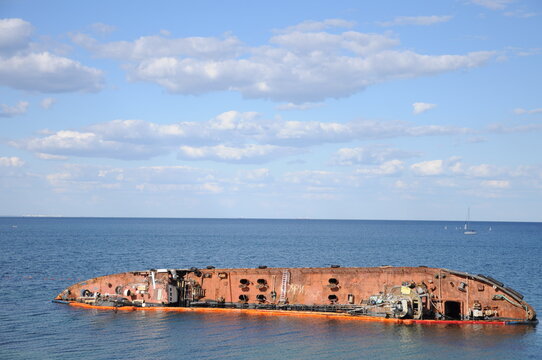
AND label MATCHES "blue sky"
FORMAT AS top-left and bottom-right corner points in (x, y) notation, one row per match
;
(1, 0), (541, 221)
